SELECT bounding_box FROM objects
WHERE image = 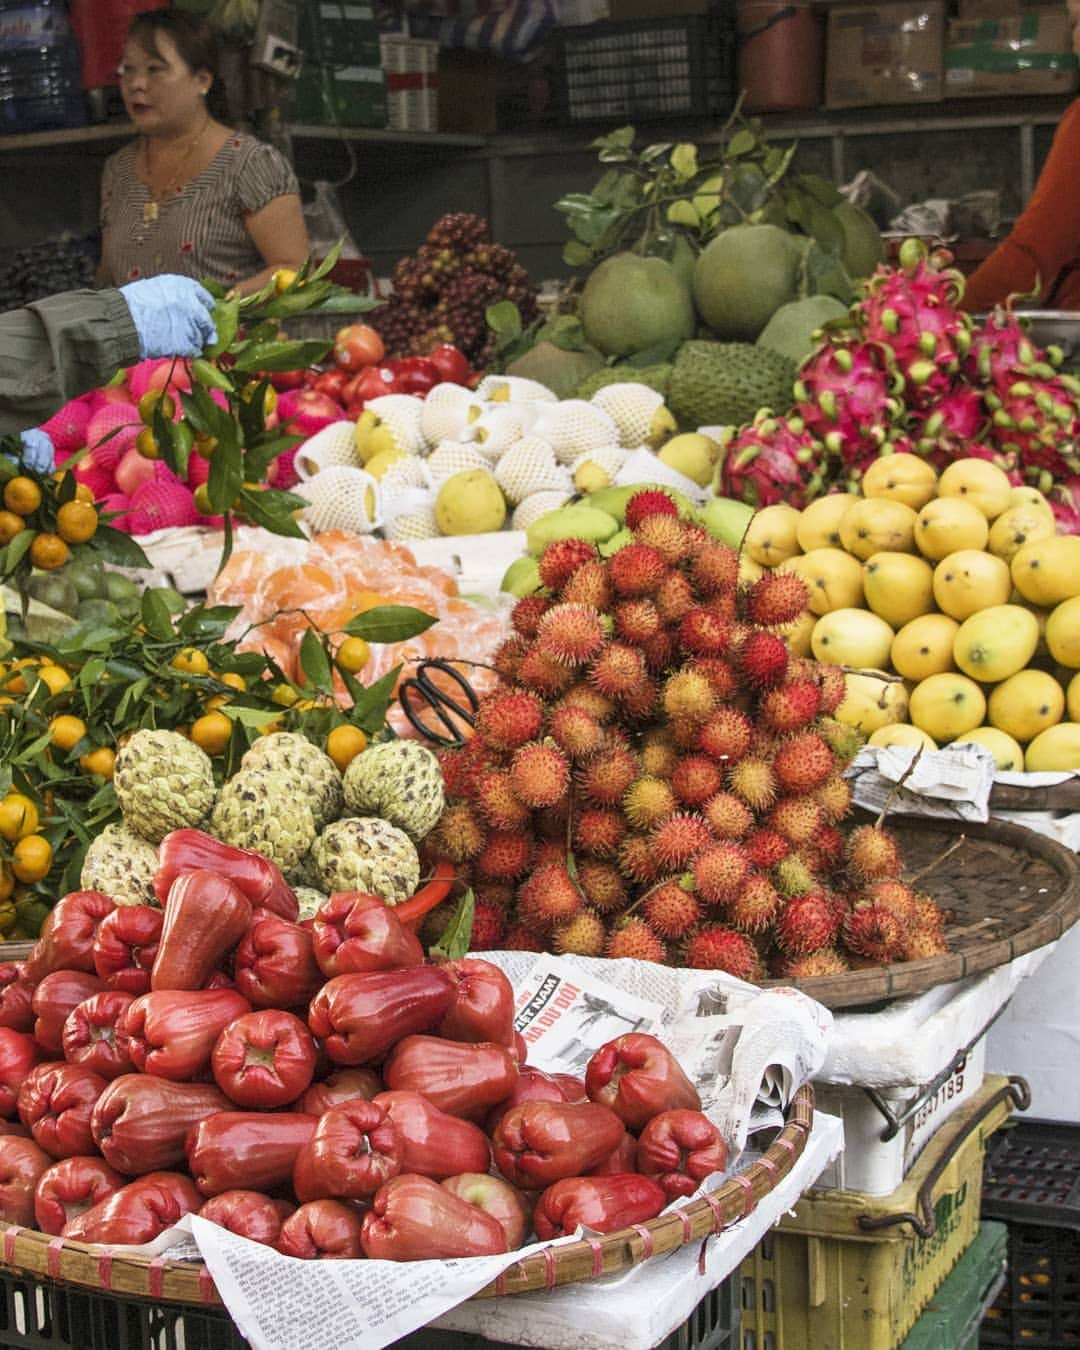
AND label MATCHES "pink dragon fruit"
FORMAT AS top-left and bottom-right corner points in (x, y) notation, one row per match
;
(1048, 477), (1080, 534)
(793, 338), (903, 469)
(854, 240), (972, 411)
(719, 413), (828, 508)
(912, 384), (988, 455)
(965, 305), (1056, 387)
(983, 375), (1080, 485)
